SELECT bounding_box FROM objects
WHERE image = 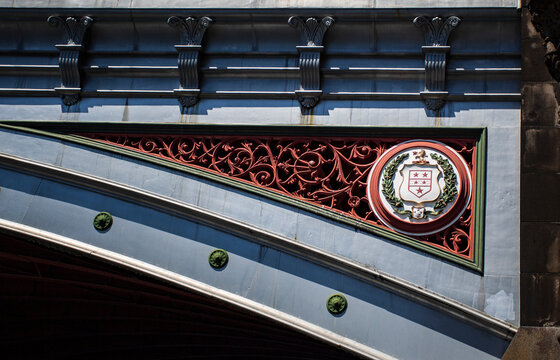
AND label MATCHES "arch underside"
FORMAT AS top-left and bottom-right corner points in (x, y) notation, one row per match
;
(0, 232), (361, 360)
